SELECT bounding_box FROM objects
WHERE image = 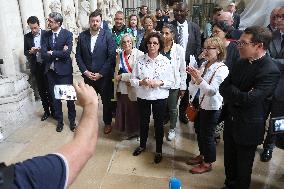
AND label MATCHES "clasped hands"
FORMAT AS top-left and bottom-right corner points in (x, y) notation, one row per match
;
(84, 71), (102, 81)
(139, 78), (163, 88)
